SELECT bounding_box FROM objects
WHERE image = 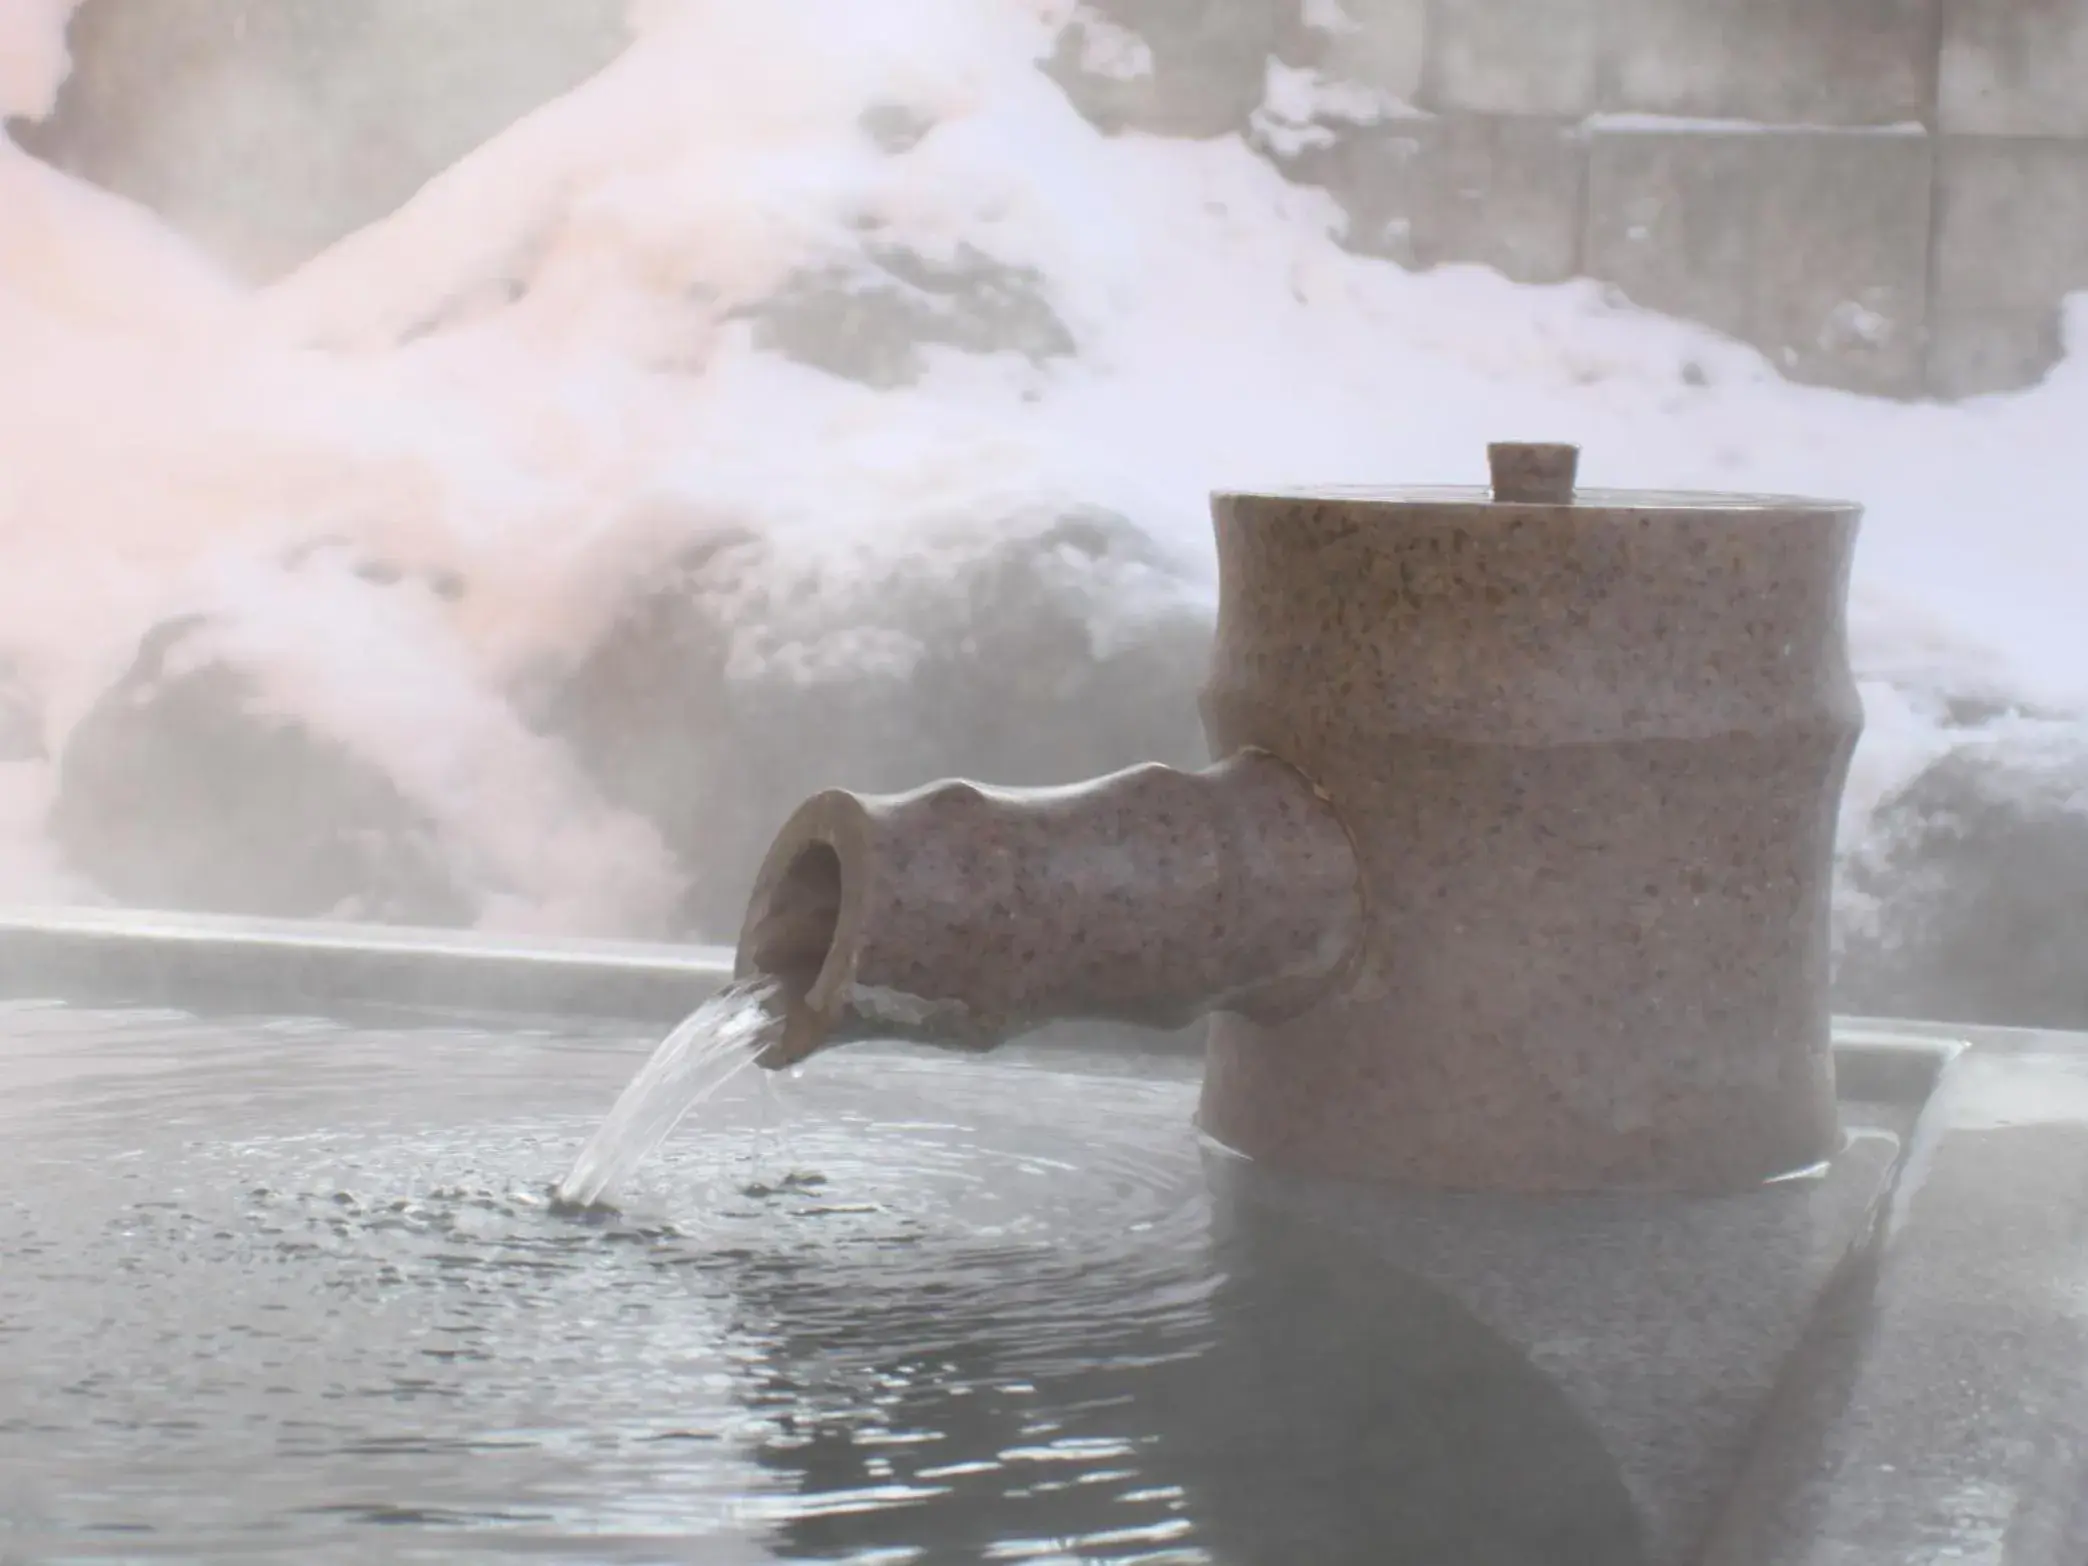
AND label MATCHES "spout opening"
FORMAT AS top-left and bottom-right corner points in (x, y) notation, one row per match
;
(744, 842), (843, 994)
(736, 791), (876, 1067)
